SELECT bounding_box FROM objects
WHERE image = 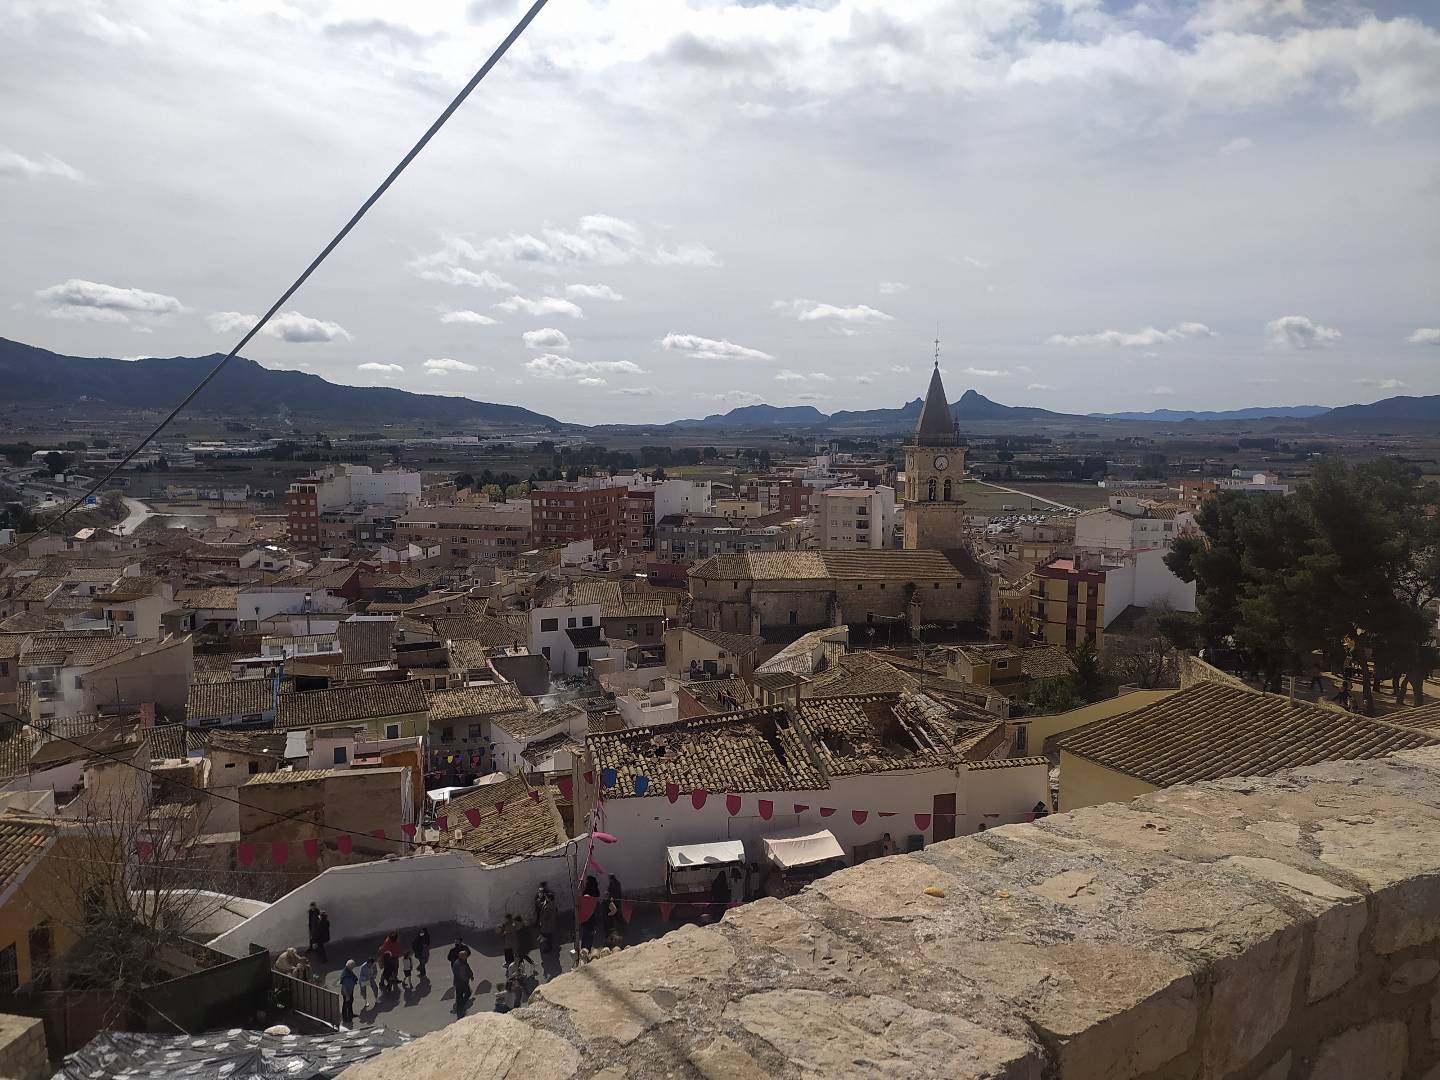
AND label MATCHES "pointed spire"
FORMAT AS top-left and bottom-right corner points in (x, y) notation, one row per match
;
(913, 357), (957, 446)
